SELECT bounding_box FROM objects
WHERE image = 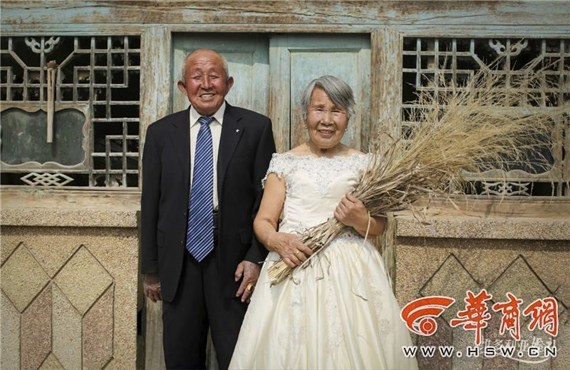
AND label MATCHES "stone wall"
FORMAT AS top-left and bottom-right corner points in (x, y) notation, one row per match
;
(0, 192), (140, 370)
(393, 206), (570, 370)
